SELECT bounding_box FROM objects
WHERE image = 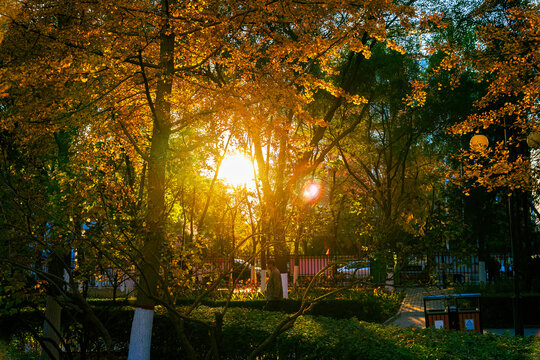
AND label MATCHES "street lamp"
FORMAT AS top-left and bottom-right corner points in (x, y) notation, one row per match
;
(470, 134), (489, 150)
